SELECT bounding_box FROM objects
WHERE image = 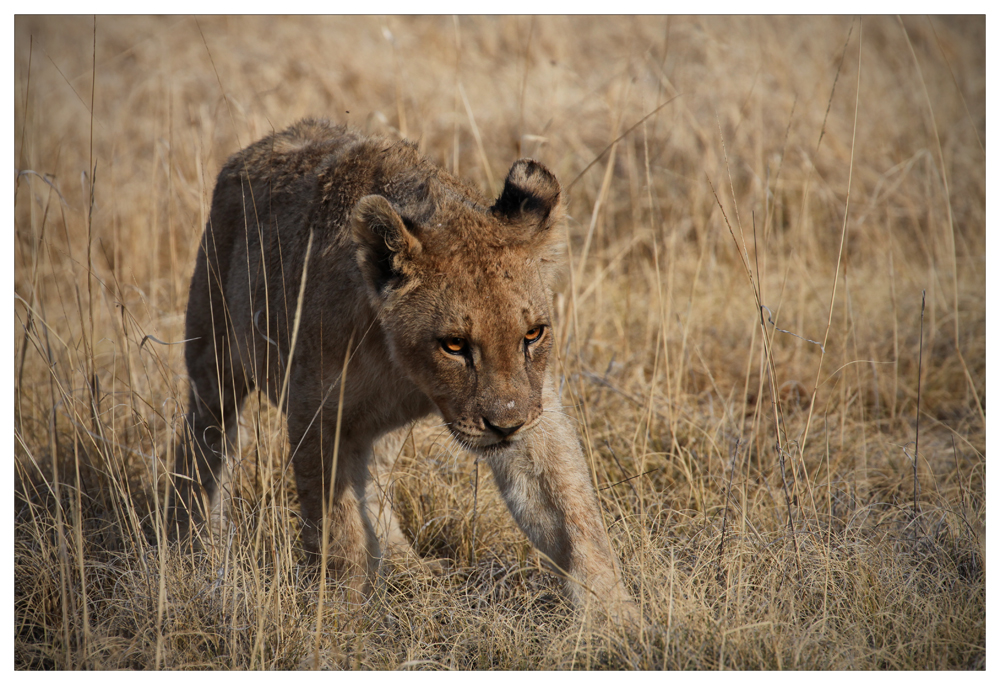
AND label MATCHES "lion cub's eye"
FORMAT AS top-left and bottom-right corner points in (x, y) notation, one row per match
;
(442, 337), (468, 355)
(524, 326), (544, 345)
